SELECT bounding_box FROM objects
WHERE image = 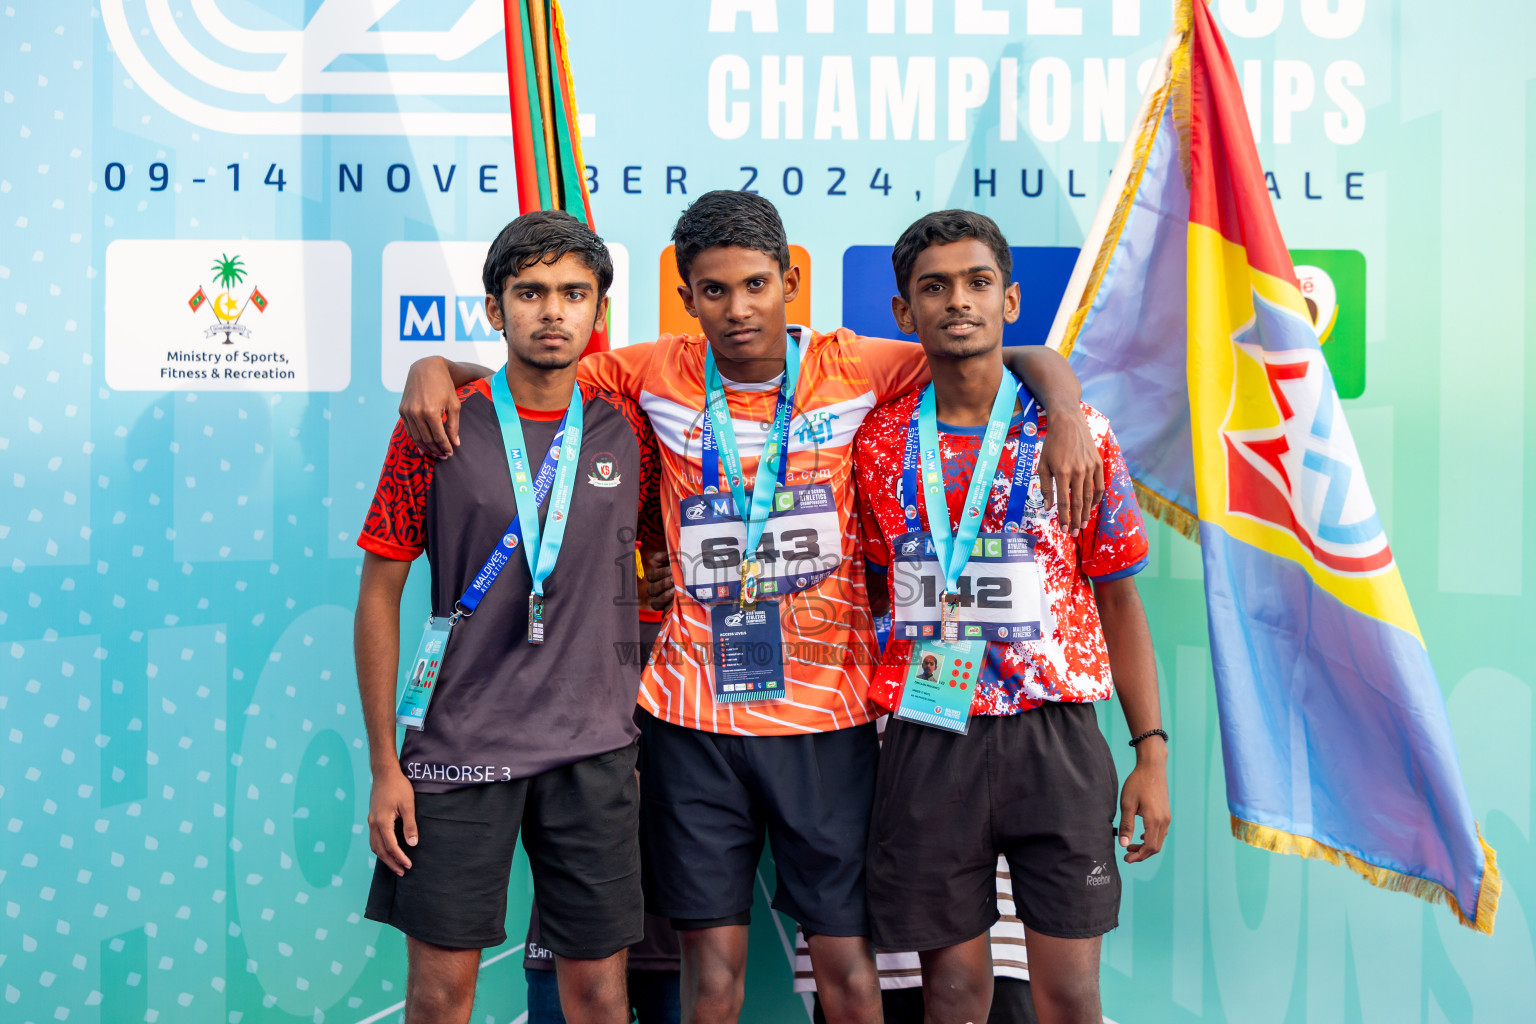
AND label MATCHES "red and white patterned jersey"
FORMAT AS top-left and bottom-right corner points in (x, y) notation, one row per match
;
(580, 328), (928, 736)
(855, 394), (1149, 715)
